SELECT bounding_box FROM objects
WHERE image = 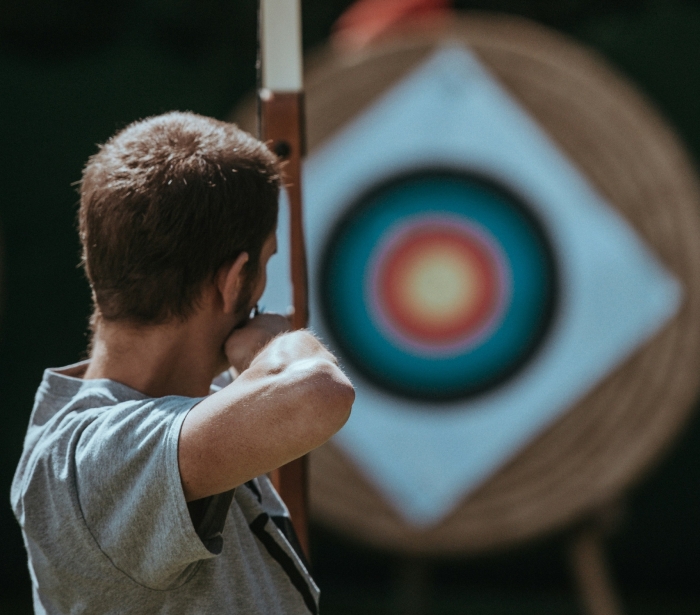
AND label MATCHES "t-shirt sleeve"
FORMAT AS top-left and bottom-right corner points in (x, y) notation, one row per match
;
(74, 396), (228, 590)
